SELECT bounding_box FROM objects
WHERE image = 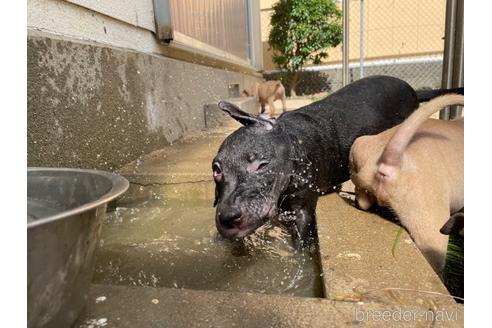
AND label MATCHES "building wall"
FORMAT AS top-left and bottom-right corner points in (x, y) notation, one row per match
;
(27, 0), (262, 170)
(261, 0), (445, 71)
(64, 0), (156, 31)
(28, 0), (157, 53)
(170, 0), (250, 60)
